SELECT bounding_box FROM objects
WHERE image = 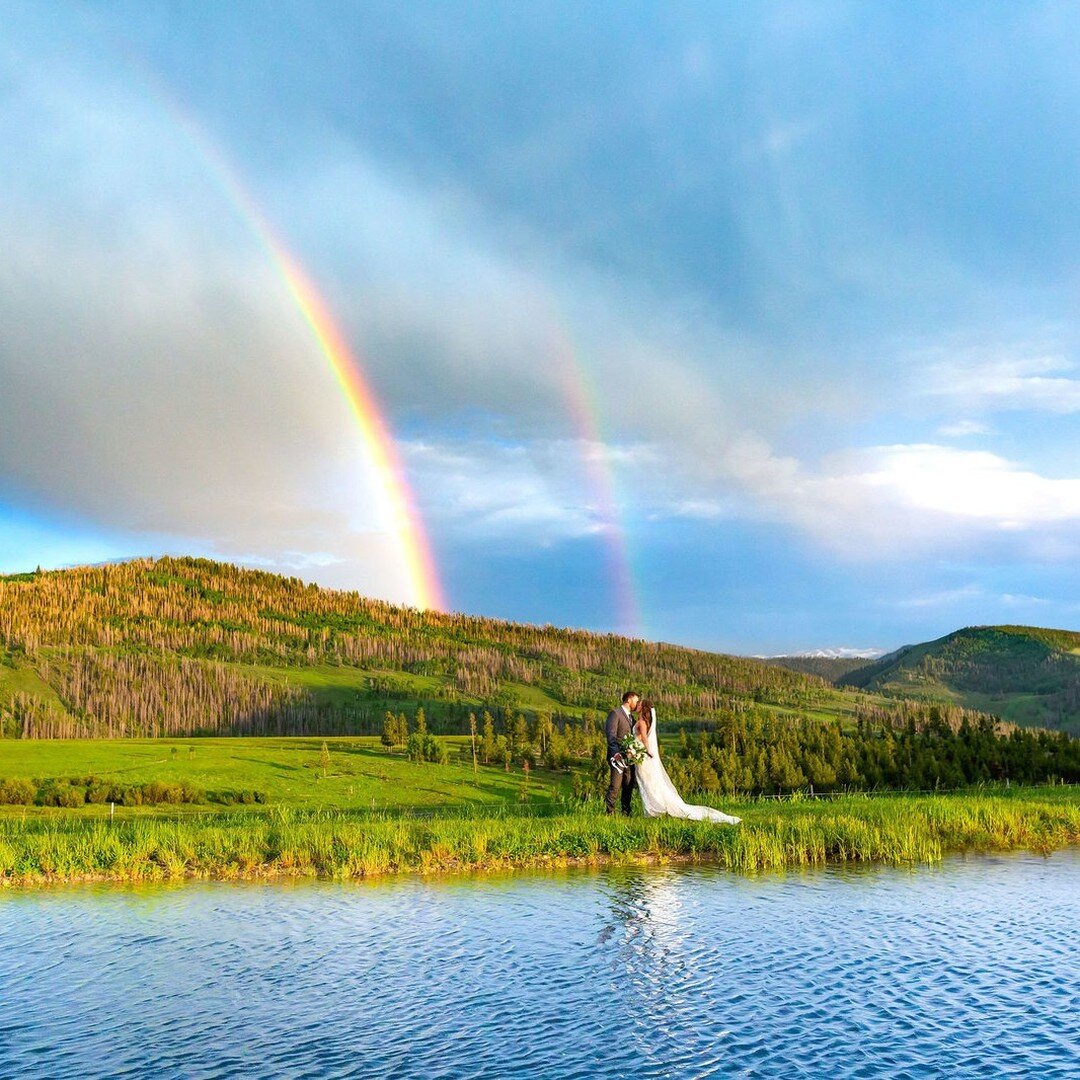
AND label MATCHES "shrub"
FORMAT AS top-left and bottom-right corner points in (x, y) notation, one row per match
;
(141, 781), (184, 805)
(210, 788), (267, 806)
(0, 777), (36, 805)
(33, 779), (88, 808)
(35, 782), (62, 807)
(56, 785), (86, 808)
(2, 774), (214, 809)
